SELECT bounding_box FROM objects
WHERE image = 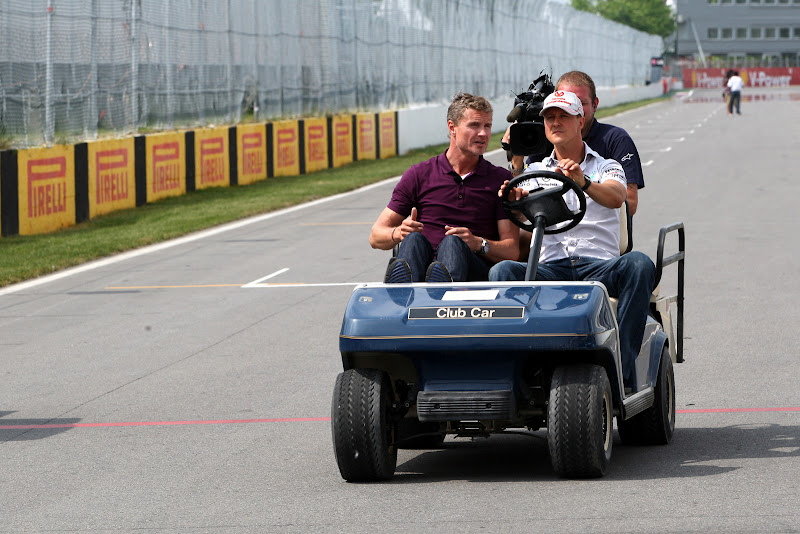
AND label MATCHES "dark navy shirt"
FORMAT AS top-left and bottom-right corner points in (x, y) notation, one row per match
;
(387, 152), (510, 250)
(525, 118), (645, 189)
(585, 119), (645, 189)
